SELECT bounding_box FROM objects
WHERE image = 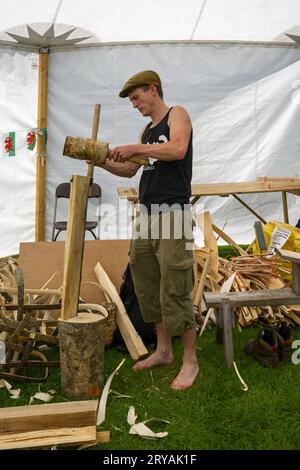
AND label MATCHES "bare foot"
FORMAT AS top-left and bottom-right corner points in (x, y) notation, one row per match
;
(170, 361), (199, 391)
(133, 351), (174, 371)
